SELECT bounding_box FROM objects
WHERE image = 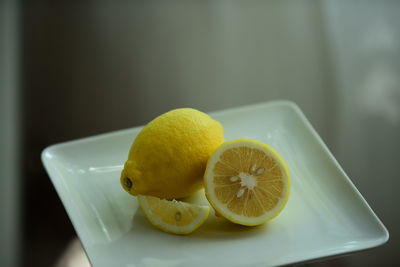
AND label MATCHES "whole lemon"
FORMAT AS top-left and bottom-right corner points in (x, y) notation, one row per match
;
(120, 108), (224, 199)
